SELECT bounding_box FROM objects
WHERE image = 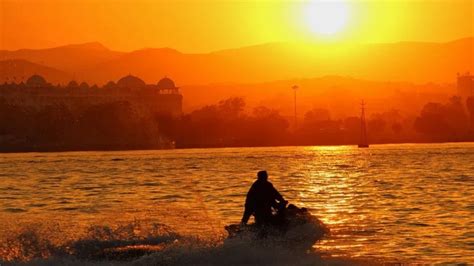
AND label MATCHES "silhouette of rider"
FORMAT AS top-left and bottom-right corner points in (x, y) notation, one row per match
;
(241, 170), (287, 226)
